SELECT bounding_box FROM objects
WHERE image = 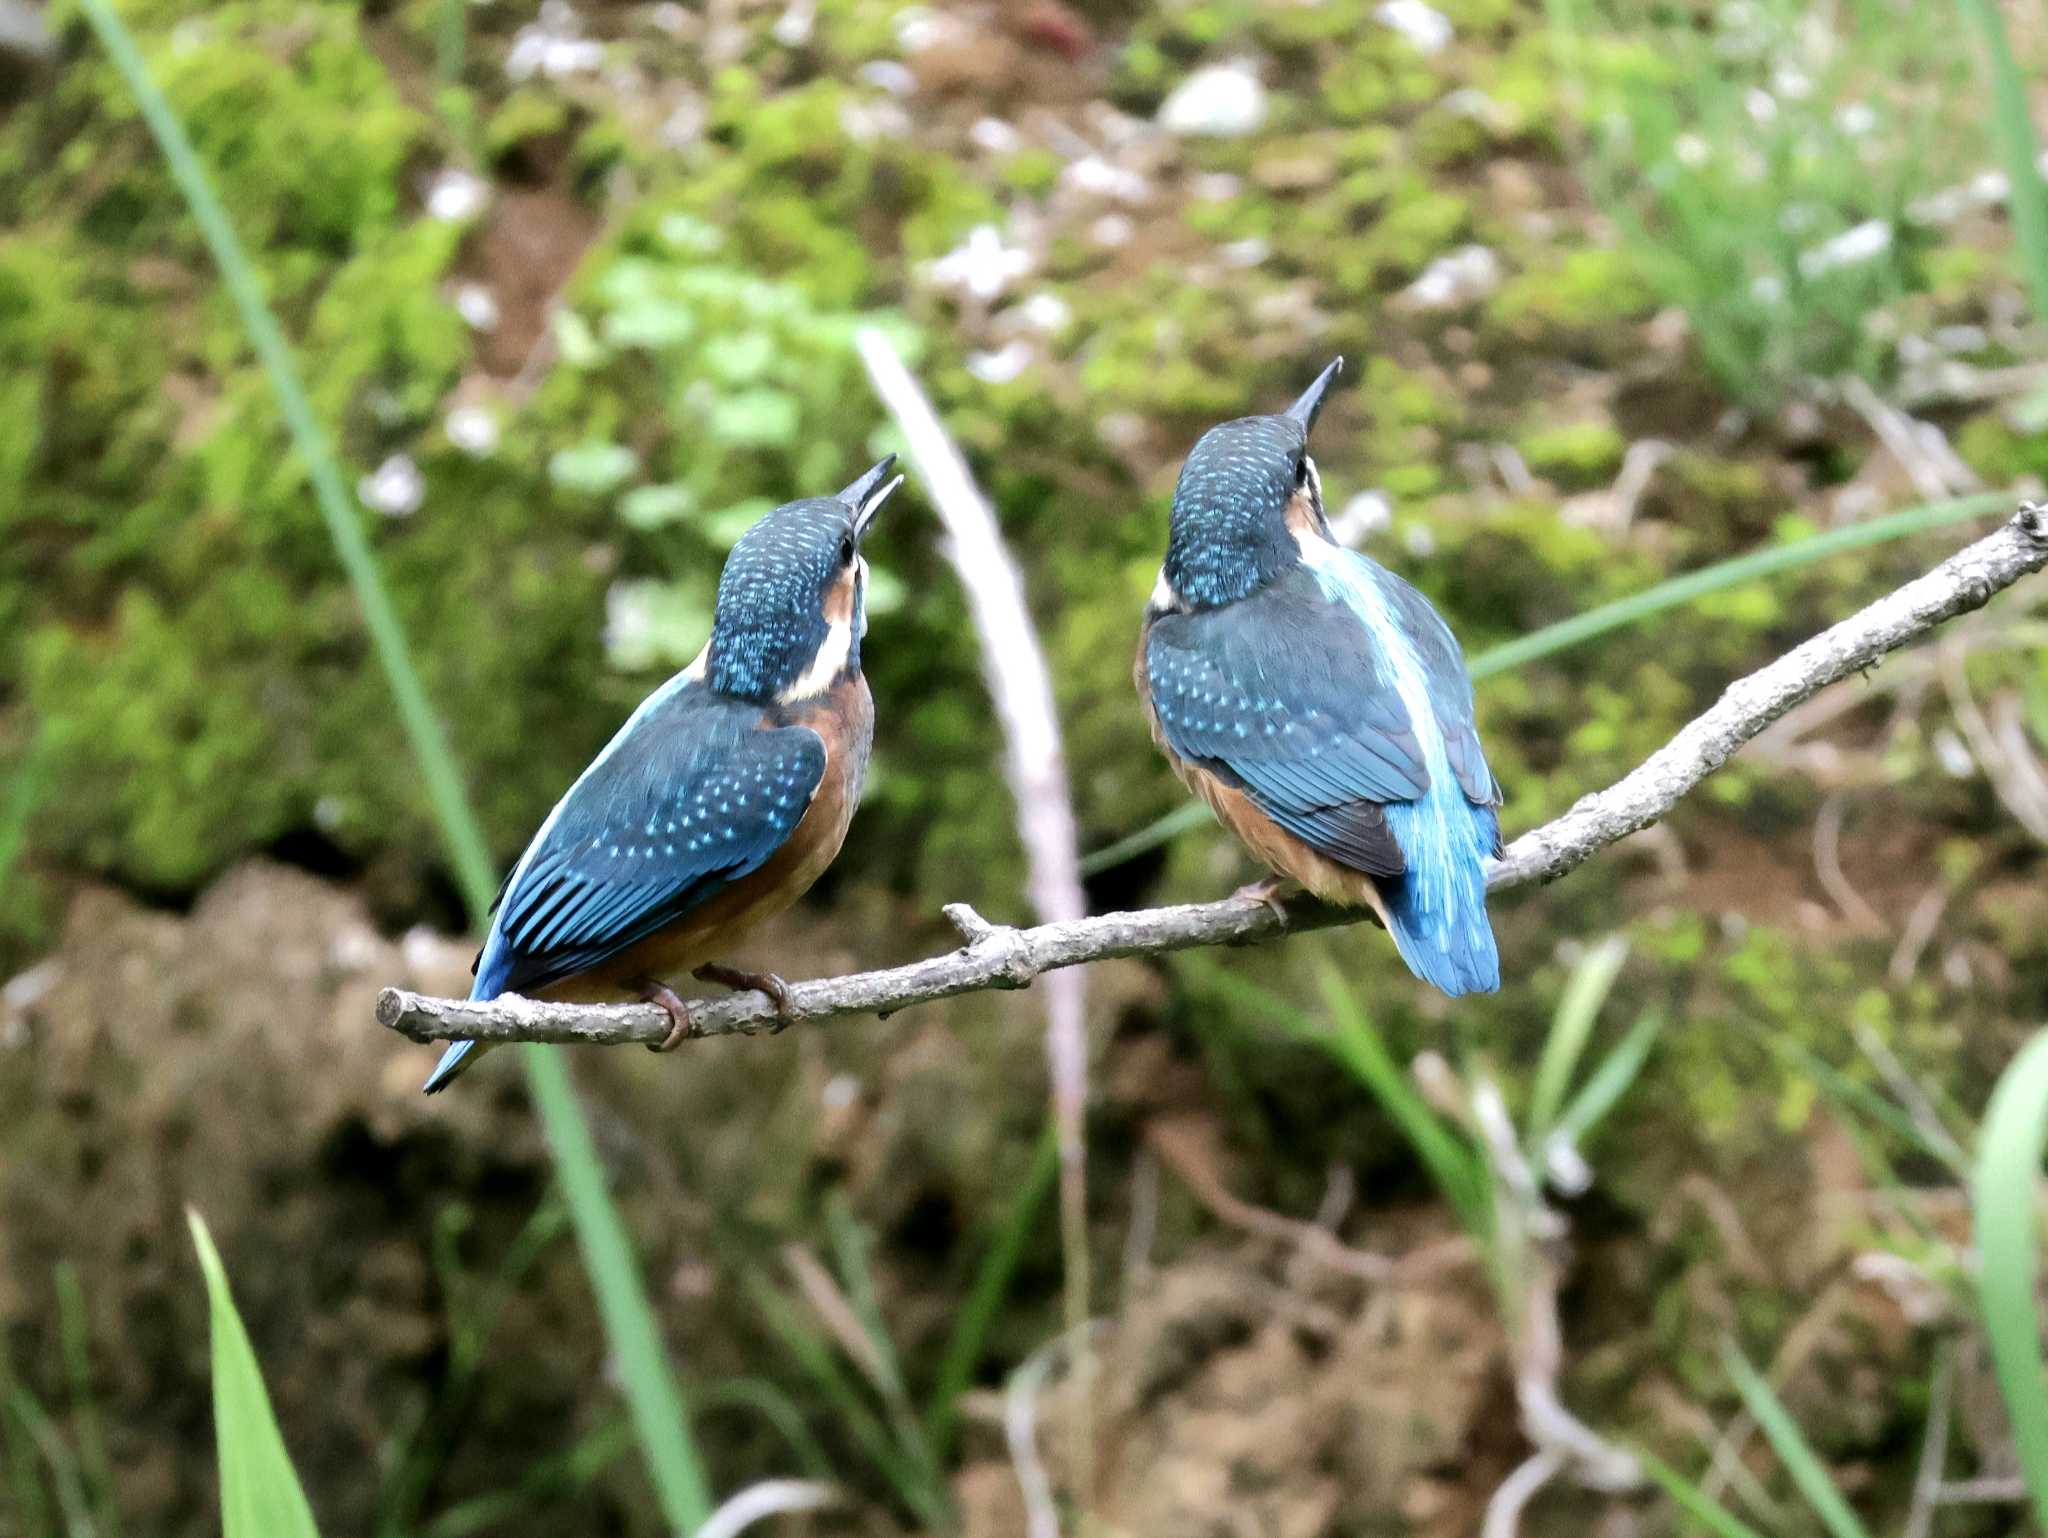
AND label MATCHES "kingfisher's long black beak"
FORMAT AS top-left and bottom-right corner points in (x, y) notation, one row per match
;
(838, 454), (902, 543)
(1281, 357), (1343, 435)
